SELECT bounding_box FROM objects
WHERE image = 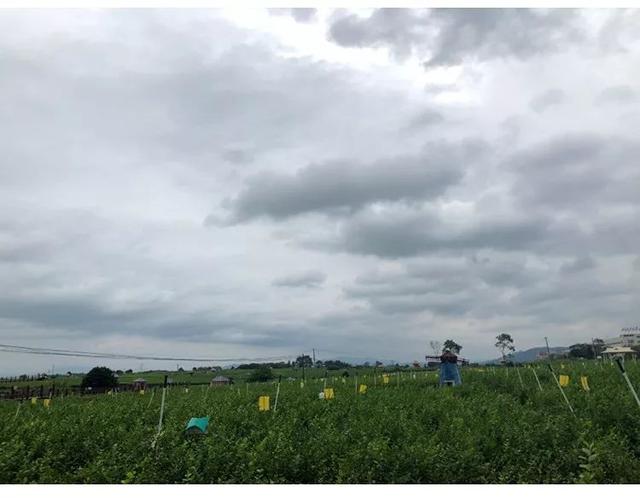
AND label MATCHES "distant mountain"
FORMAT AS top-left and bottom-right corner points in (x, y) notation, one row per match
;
(483, 346), (568, 364)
